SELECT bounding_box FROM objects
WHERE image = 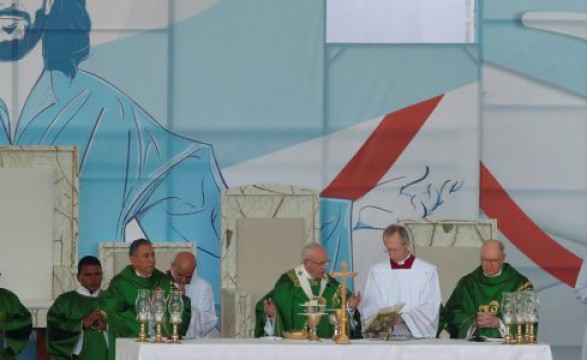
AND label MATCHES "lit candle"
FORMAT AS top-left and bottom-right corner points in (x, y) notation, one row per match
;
(172, 313), (182, 323)
(138, 310), (149, 322)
